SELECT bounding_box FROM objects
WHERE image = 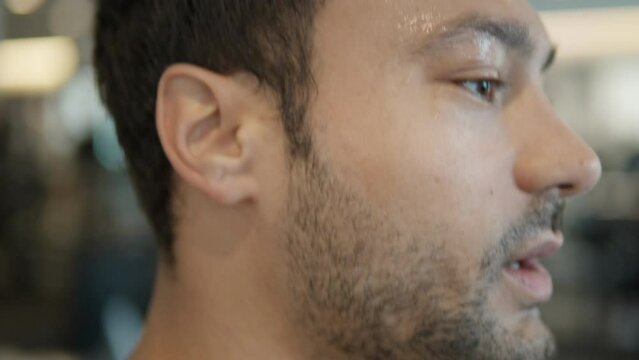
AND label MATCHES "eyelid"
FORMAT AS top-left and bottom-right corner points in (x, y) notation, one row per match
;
(447, 68), (502, 82)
